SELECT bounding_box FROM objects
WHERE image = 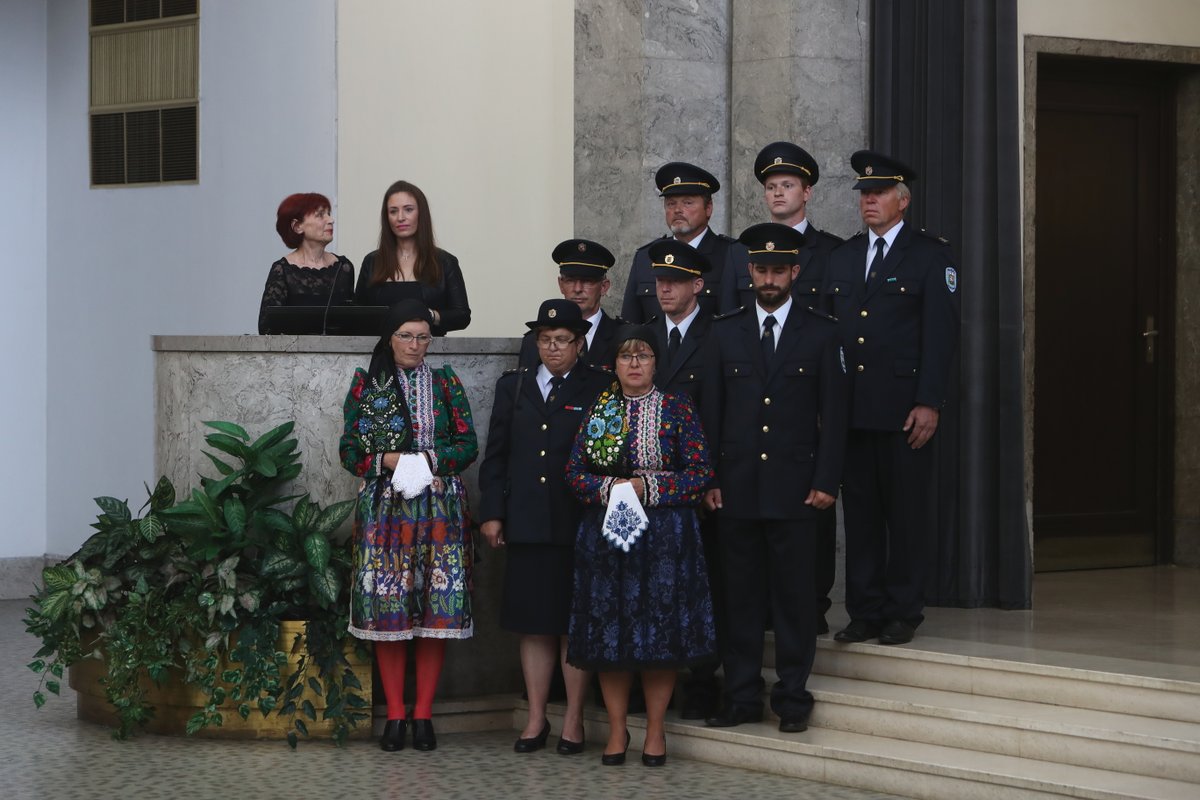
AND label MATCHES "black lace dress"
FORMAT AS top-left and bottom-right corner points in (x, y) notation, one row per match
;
(257, 256), (355, 333)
